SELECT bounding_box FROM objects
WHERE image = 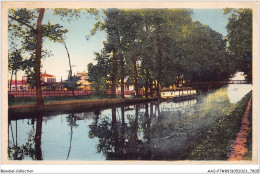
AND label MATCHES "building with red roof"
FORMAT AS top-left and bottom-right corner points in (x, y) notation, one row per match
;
(8, 79), (28, 91)
(8, 71), (57, 91)
(41, 71), (56, 83)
